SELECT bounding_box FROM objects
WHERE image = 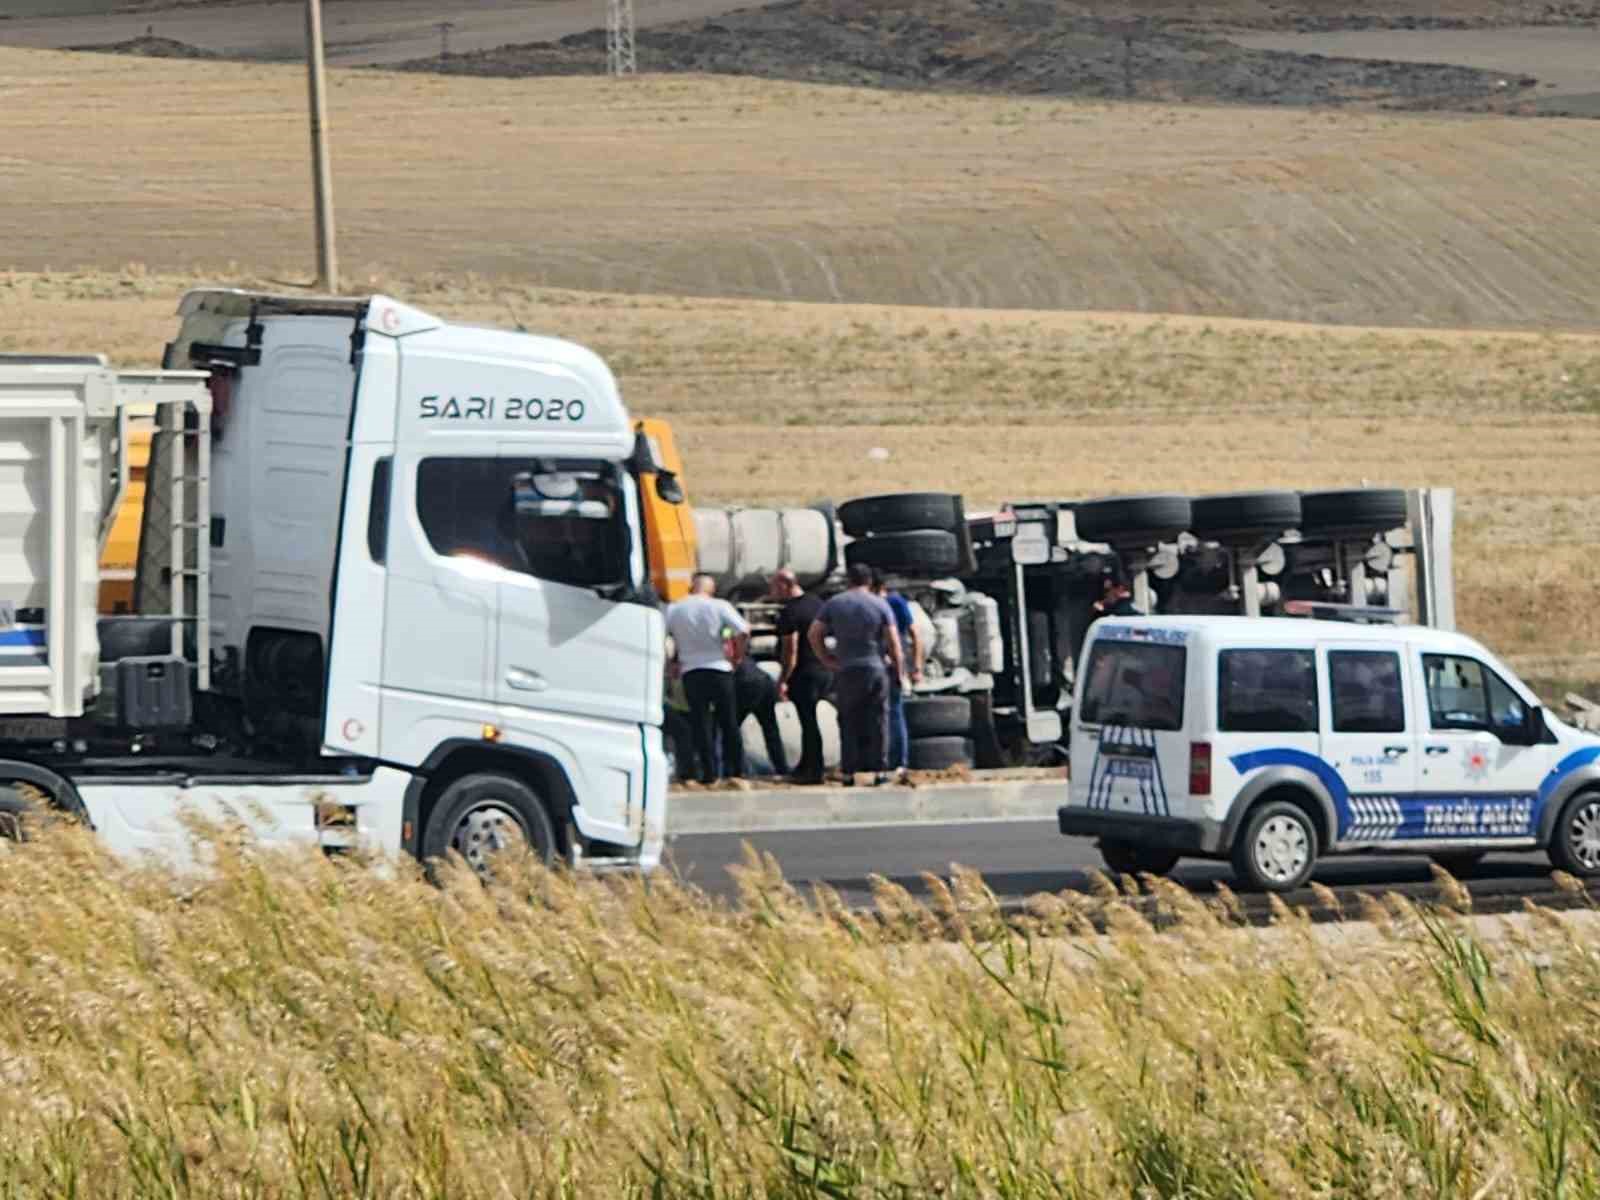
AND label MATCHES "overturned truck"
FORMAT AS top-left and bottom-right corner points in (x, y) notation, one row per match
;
(687, 479), (1455, 776)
